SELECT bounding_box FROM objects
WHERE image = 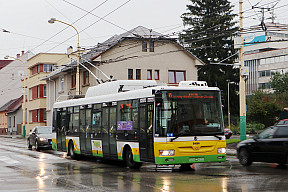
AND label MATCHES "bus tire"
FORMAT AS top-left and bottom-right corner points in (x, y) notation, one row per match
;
(68, 141), (78, 160)
(124, 147), (142, 169)
(27, 139), (32, 149)
(35, 140), (40, 151)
